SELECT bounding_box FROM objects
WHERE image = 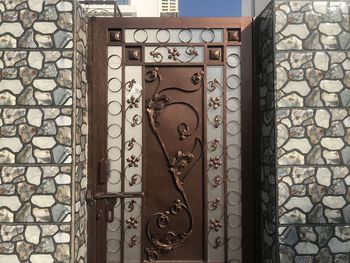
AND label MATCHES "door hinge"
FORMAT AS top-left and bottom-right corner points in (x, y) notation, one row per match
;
(86, 190), (144, 223)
